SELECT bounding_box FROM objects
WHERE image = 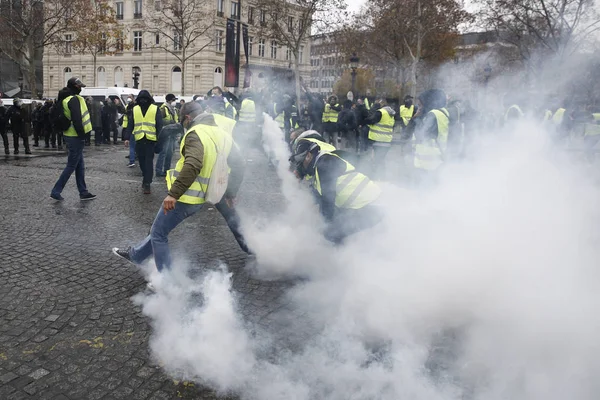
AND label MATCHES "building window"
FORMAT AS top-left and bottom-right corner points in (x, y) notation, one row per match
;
(270, 40), (277, 59)
(133, 31), (143, 52)
(231, 1), (239, 18)
(216, 0), (224, 16)
(155, 33), (160, 45)
(116, 32), (124, 52)
(215, 29), (224, 52)
(99, 33), (107, 54)
(64, 34), (72, 53)
(299, 45), (304, 63)
(287, 16), (293, 32)
(248, 36), (253, 56)
(258, 38), (265, 57)
(259, 9), (266, 25)
(173, 30), (182, 50)
(134, 0), (142, 18)
(116, 1), (123, 19)
(299, 19), (304, 33)
(248, 7), (254, 24)
(154, 0), (161, 11)
(286, 47), (291, 61)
